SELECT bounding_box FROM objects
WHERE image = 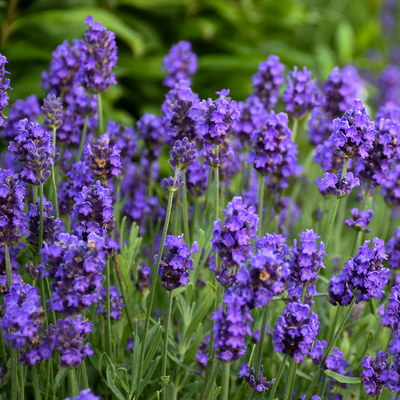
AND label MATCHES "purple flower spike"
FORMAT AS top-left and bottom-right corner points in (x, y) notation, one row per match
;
(42, 94), (63, 130)
(381, 164), (400, 207)
(315, 172), (359, 199)
(345, 208), (374, 233)
(169, 137), (197, 169)
(156, 235), (198, 291)
(328, 238), (389, 306)
(380, 284), (400, 331)
(81, 16), (118, 93)
(330, 99), (376, 160)
(162, 41), (197, 88)
(96, 286), (124, 321)
(0, 245), (20, 289)
(308, 107), (332, 146)
(137, 113), (165, 162)
(160, 174), (185, 192)
(283, 66), (321, 119)
(376, 100), (400, 121)
(377, 65), (400, 107)
(186, 160), (209, 196)
(252, 55), (285, 110)
(325, 347), (351, 375)
(0, 54), (12, 131)
(64, 389), (100, 400)
(310, 340), (327, 366)
(360, 351), (389, 397)
(106, 120), (137, 161)
(289, 229), (326, 286)
(272, 301), (320, 363)
(387, 228), (400, 271)
(238, 363), (275, 393)
(382, 332), (400, 392)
